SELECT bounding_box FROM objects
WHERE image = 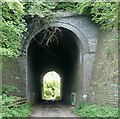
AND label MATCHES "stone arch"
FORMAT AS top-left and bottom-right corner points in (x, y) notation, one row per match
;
(25, 21), (89, 54)
(23, 15), (99, 105)
(27, 26), (83, 104)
